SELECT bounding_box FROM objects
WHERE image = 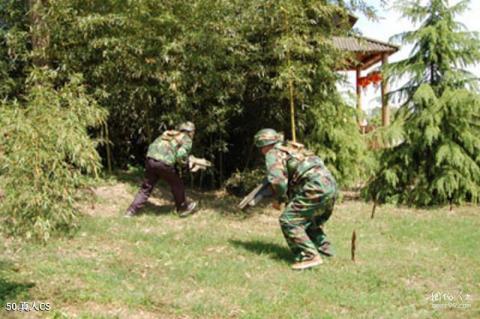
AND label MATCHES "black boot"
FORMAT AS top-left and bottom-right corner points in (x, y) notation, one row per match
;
(178, 201), (198, 218)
